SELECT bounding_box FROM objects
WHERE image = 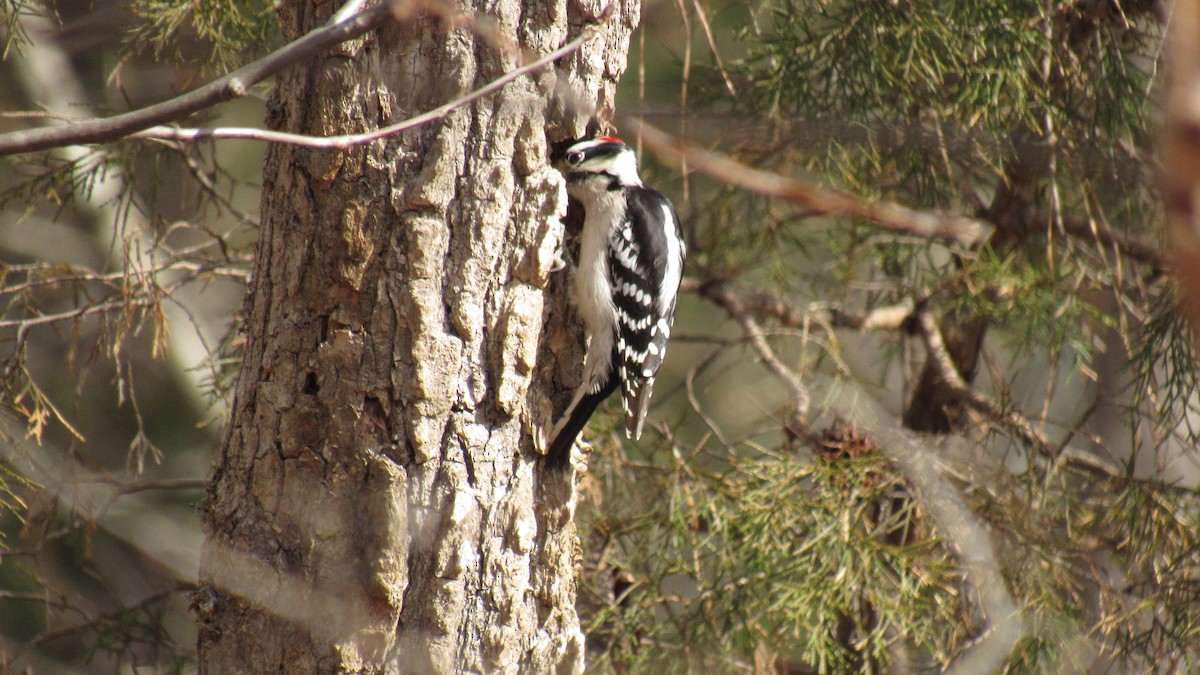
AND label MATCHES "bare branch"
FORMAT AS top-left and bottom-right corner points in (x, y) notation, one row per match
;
(688, 0), (736, 97)
(626, 118), (994, 248)
(0, 297), (154, 333)
(130, 26), (603, 149)
(2, 0), (613, 155)
(1055, 210), (1163, 267)
(912, 308), (1053, 451)
(685, 346), (732, 447)
(682, 277), (913, 332)
(0, 3), (392, 156)
(699, 281), (810, 430)
(911, 308), (1123, 477)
